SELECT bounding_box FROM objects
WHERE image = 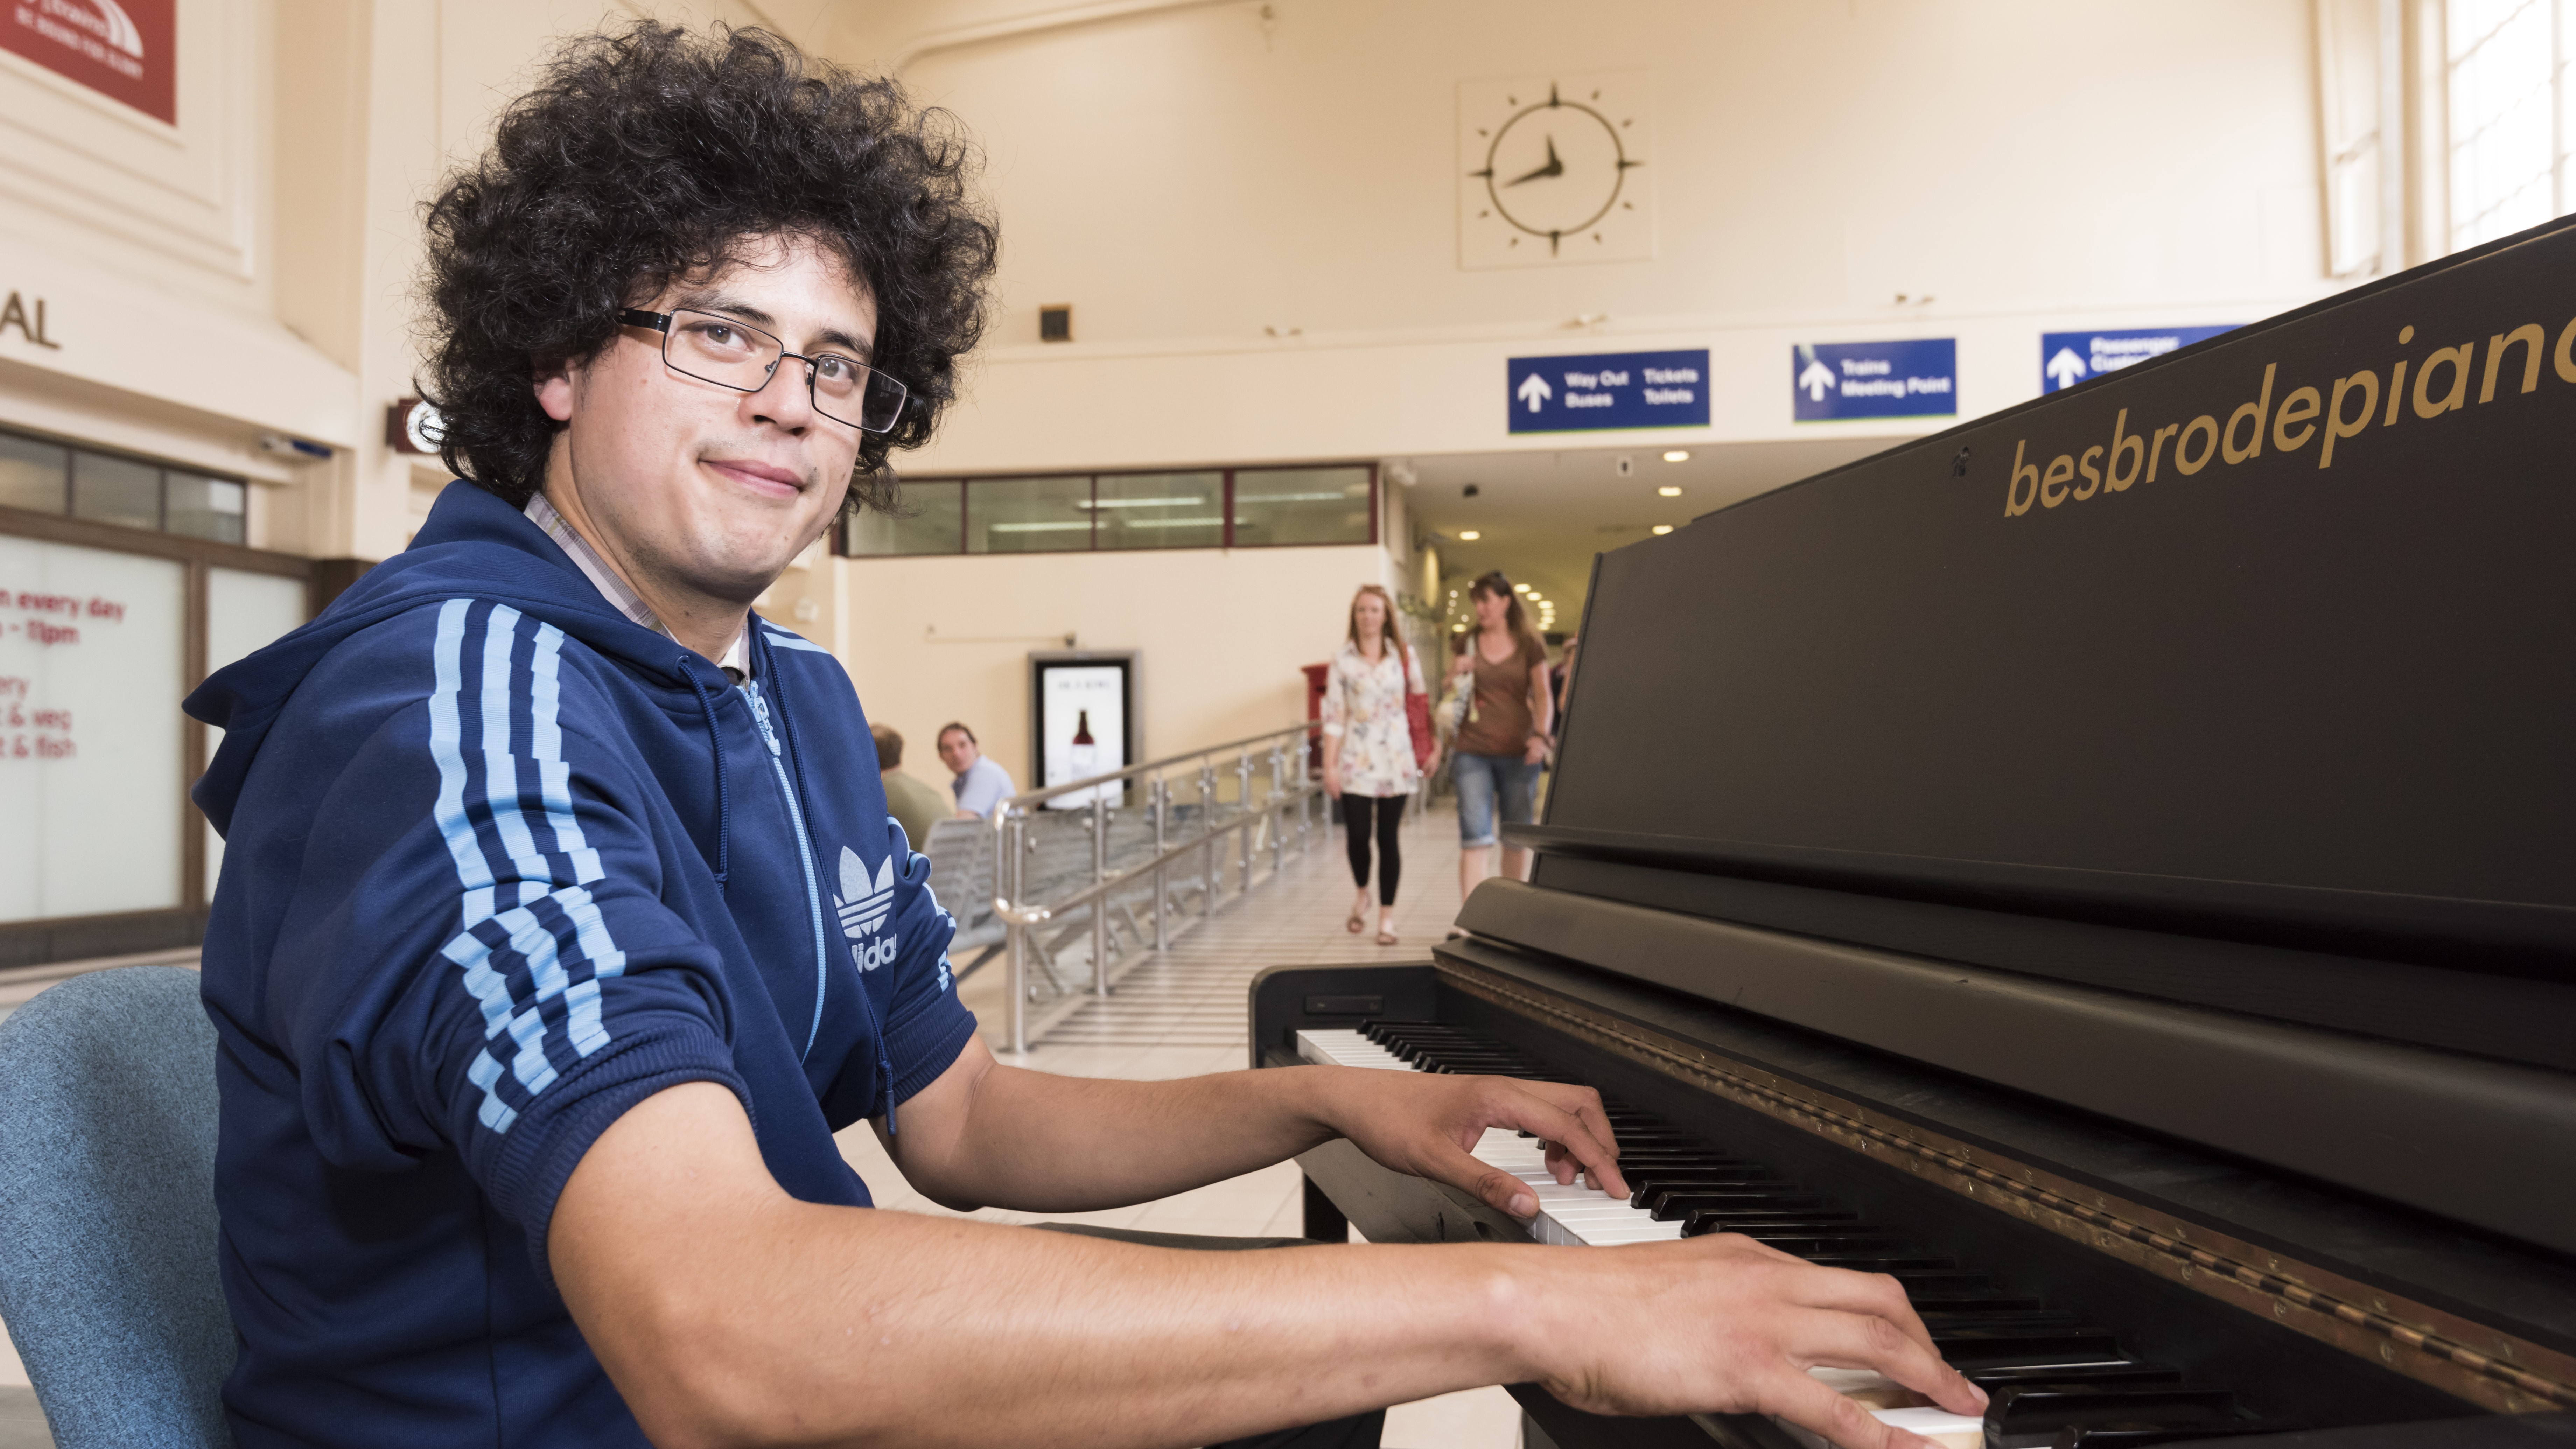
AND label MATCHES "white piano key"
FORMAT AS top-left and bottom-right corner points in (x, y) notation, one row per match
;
(1293, 1026), (1977, 1447)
